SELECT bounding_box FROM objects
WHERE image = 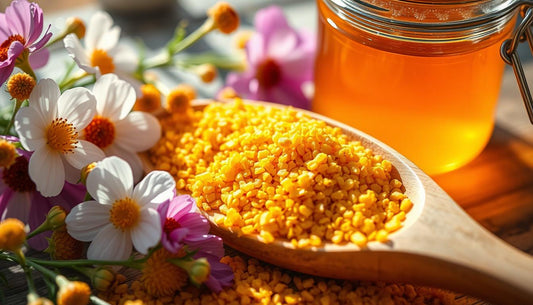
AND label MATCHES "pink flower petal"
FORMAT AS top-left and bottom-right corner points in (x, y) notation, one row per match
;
(28, 46), (49, 69)
(254, 6), (291, 44)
